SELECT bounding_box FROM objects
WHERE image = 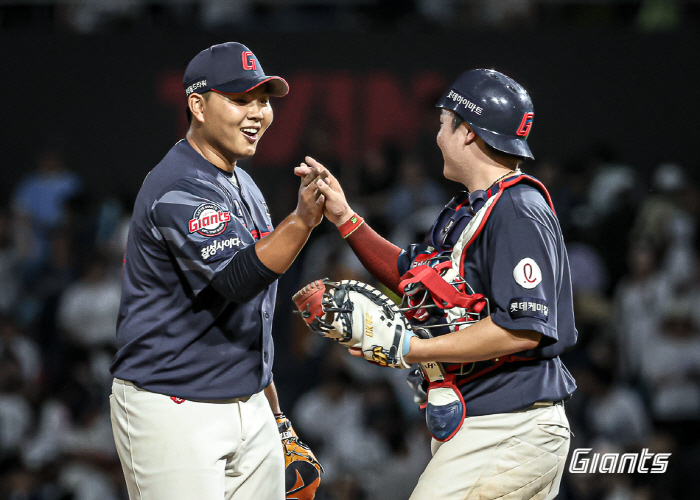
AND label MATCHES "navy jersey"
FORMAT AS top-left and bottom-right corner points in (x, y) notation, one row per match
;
(456, 181), (577, 415)
(401, 177), (577, 416)
(111, 140), (276, 400)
